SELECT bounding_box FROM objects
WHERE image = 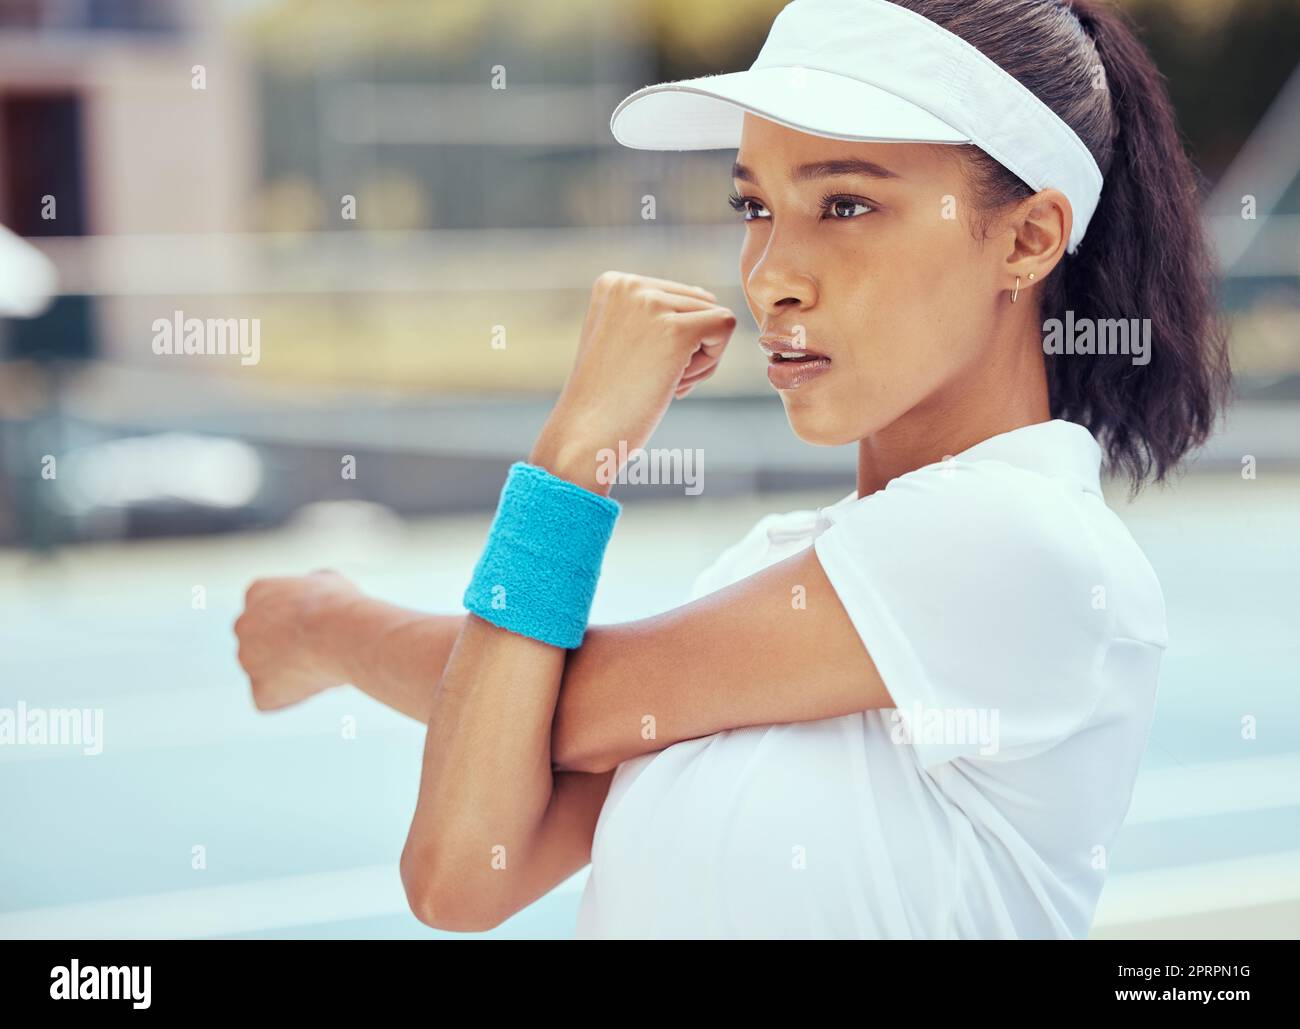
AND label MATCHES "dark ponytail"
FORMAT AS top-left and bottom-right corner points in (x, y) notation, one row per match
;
(891, 0), (1233, 495)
